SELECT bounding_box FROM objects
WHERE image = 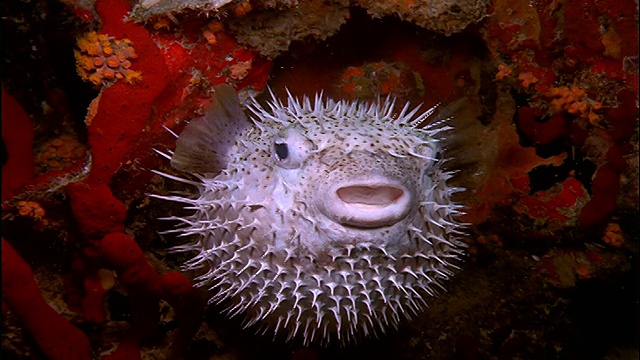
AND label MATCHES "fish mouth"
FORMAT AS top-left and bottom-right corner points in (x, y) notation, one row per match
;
(321, 179), (412, 228)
